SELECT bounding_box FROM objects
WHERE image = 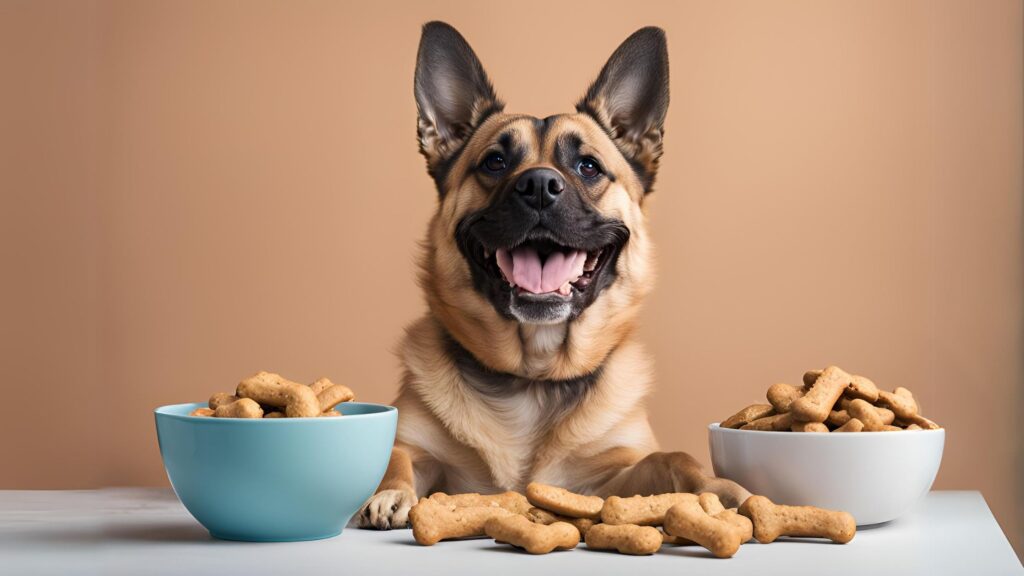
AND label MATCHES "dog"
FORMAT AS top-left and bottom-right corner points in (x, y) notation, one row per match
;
(357, 21), (749, 530)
